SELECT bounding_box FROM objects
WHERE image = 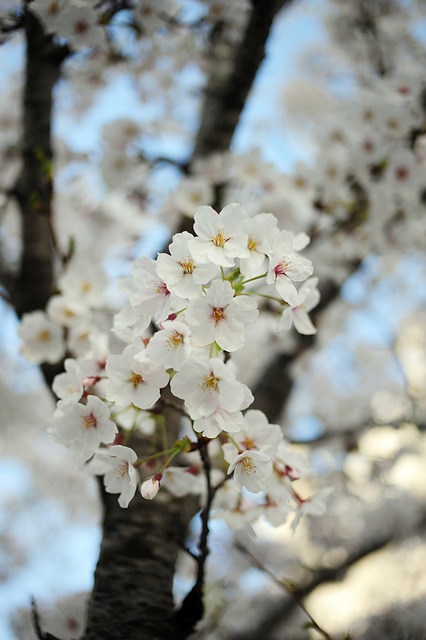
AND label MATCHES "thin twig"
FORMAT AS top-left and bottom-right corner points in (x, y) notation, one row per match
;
(234, 542), (335, 640)
(172, 438), (216, 639)
(31, 598), (62, 640)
